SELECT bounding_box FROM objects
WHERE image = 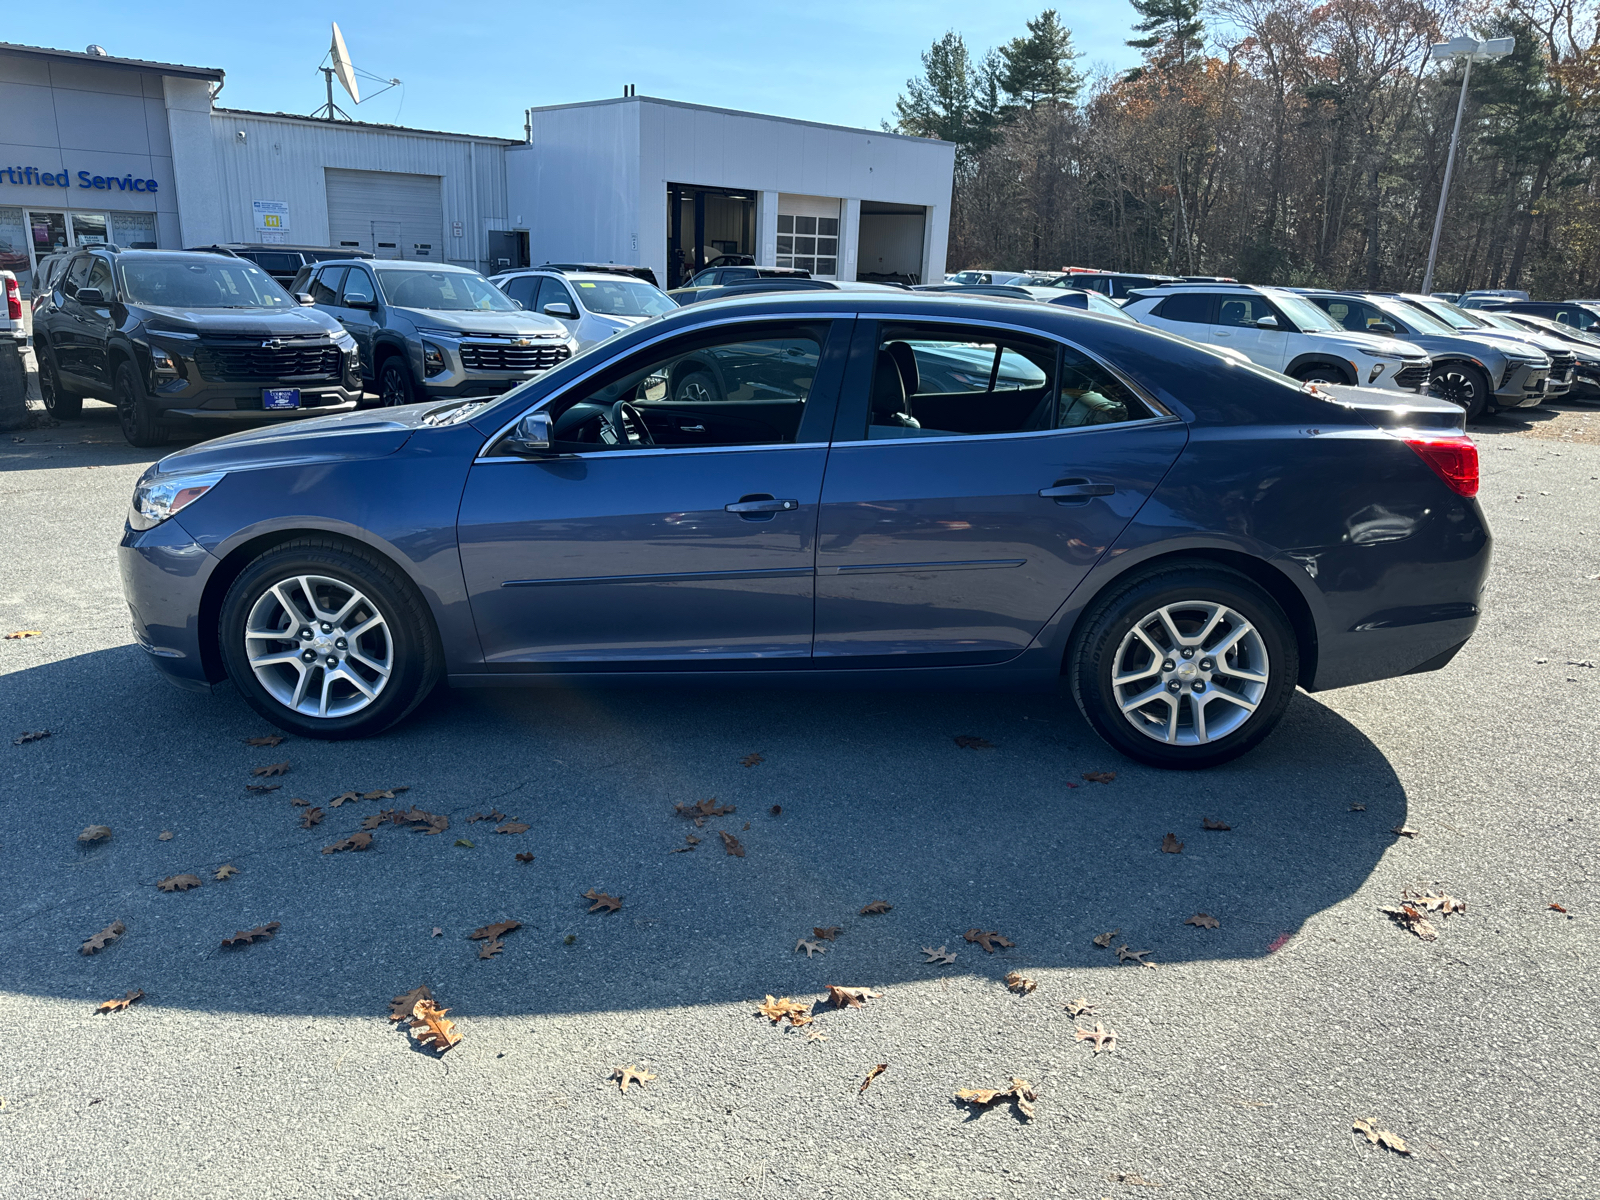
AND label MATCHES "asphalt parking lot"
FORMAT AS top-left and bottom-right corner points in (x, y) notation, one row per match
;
(1, 396), (1597, 1199)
